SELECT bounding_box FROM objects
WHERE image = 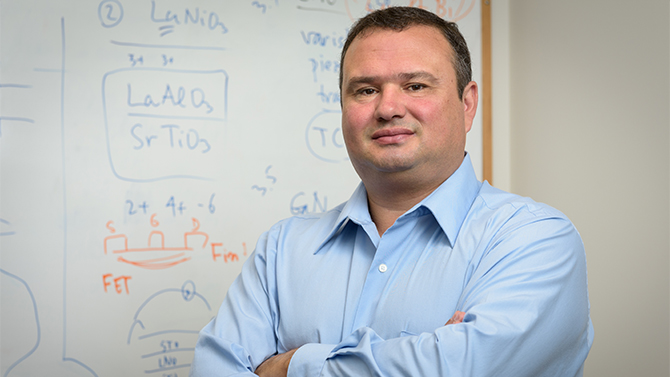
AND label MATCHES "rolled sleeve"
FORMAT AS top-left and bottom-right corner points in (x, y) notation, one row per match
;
(287, 343), (335, 376)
